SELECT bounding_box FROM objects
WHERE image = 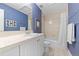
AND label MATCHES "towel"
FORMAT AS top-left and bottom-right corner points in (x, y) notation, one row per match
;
(72, 24), (75, 42)
(67, 23), (75, 44)
(67, 23), (73, 44)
